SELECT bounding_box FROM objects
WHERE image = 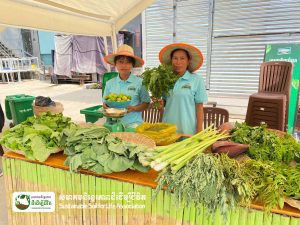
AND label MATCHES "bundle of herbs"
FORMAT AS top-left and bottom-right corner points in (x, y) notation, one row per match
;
(62, 125), (150, 174)
(241, 159), (300, 211)
(154, 153), (254, 218)
(0, 113), (73, 162)
(230, 122), (300, 164)
(142, 64), (178, 100)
